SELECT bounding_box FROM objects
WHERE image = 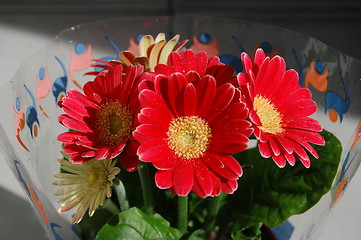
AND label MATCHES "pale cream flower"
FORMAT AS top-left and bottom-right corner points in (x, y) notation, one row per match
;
(53, 157), (120, 223)
(119, 33), (188, 71)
